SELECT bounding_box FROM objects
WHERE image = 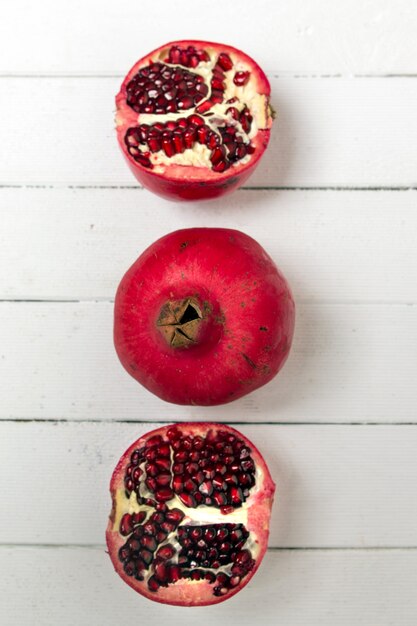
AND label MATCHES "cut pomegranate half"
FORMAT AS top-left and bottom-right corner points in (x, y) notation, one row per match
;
(106, 423), (275, 606)
(116, 40), (273, 200)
